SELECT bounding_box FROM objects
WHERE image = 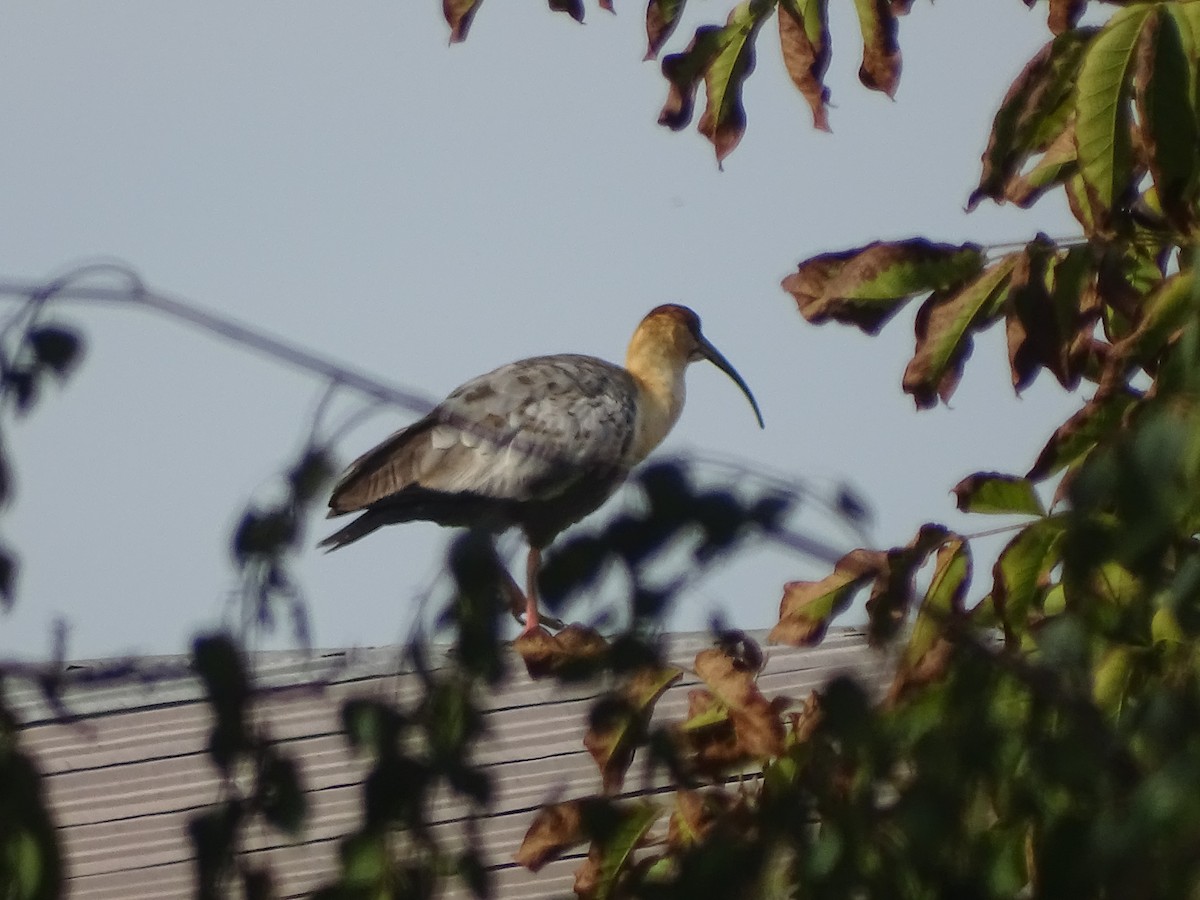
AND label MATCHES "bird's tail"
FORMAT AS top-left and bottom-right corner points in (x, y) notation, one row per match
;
(319, 489), (505, 552)
(318, 510), (393, 552)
